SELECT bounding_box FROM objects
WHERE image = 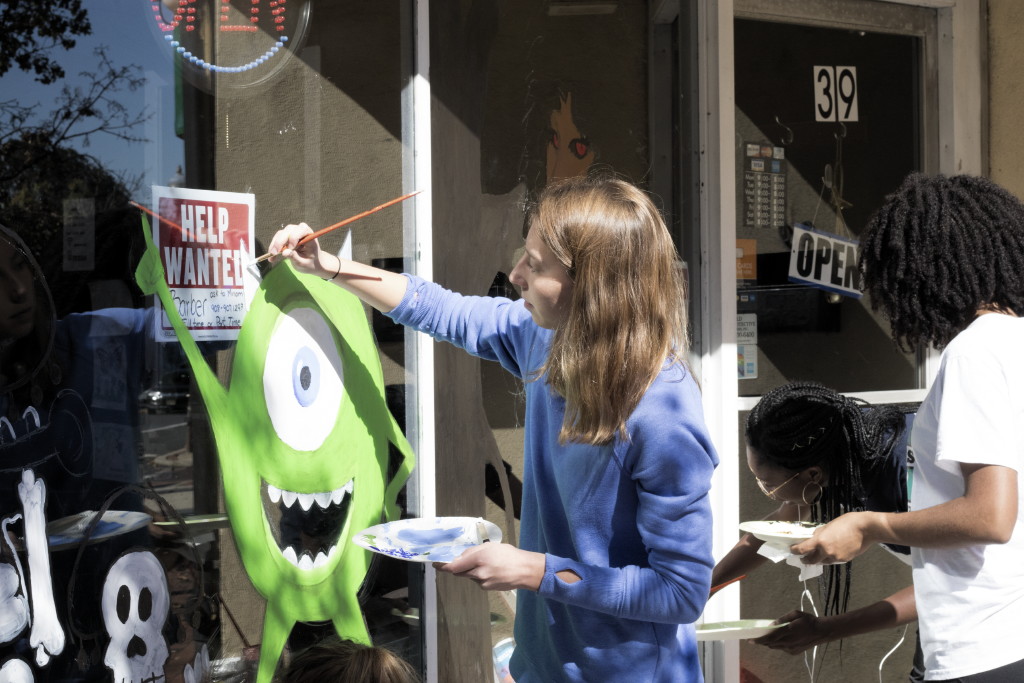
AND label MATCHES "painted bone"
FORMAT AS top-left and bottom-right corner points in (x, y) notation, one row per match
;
(18, 470), (65, 666)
